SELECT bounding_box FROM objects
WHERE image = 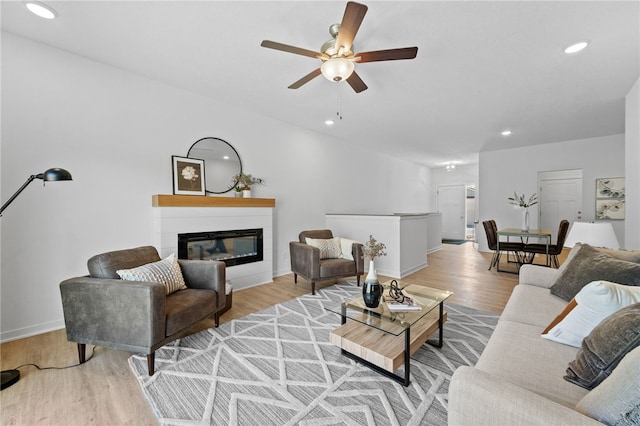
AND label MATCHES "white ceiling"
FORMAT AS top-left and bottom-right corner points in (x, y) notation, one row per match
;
(2, 1), (639, 168)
